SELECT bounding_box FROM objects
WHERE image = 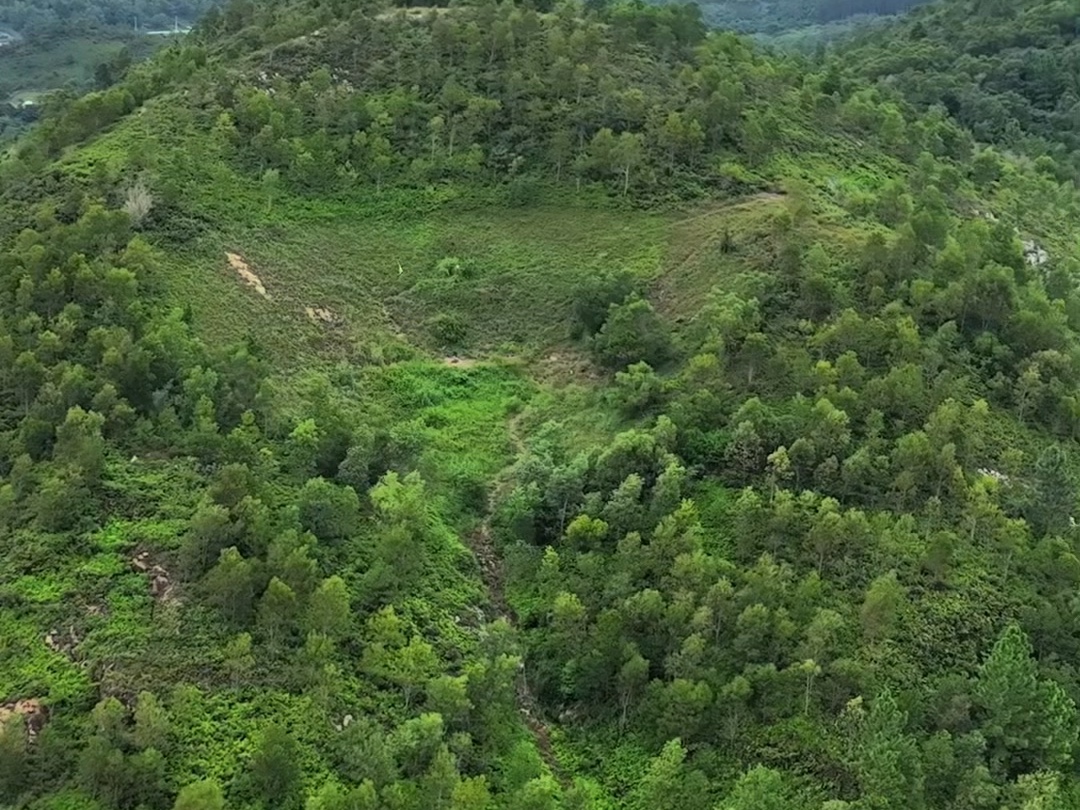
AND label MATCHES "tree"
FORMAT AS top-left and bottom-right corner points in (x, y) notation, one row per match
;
(452, 776), (493, 810)
(718, 766), (797, 810)
(306, 575), (352, 641)
(592, 296), (674, 370)
(613, 131), (645, 195)
(203, 546), (256, 626)
(266, 531), (319, 598)
(975, 623), (1078, 777)
(1028, 445), (1076, 537)
(573, 269), (637, 337)
(1001, 772), (1069, 810)
(53, 406), (106, 483)
(307, 780), (380, 810)
(860, 571), (904, 643)
(174, 779), (226, 810)
(856, 689), (925, 809)
(617, 650), (649, 730)
(364, 632), (441, 709)
(614, 361), (663, 416)
(286, 418), (322, 478)
(631, 738), (709, 810)
(250, 725), (302, 807)
(78, 735), (128, 807)
(0, 715), (28, 800)
(365, 471), (432, 594)
(261, 168), (280, 214)
(132, 691), (170, 752)
(297, 478), (360, 541)
(223, 632), (255, 687)
(257, 576), (298, 646)
(123, 178), (154, 225)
